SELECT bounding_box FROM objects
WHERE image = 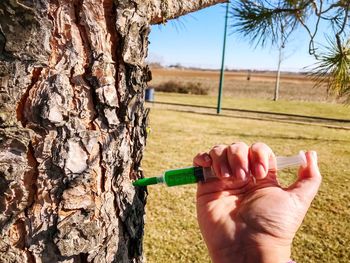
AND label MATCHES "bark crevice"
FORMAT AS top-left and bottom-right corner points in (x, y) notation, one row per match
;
(73, 0), (92, 68)
(0, 26), (7, 56)
(16, 67), (43, 127)
(23, 141), (39, 217)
